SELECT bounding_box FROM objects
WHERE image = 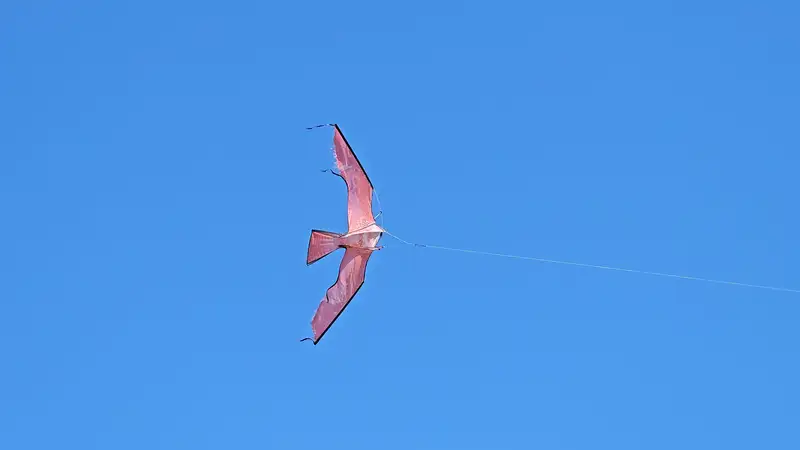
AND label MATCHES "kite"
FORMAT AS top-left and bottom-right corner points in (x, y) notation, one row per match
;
(301, 124), (384, 344)
(299, 125), (800, 346)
